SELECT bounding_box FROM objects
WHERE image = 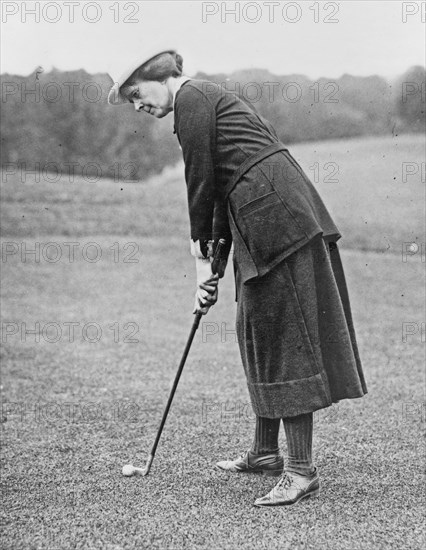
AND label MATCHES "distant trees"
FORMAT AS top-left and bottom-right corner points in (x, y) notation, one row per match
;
(1, 66), (424, 182)
(395, 66), (425, 132)
(199, 67), (424, 142)
(0, 69), (180, 183)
